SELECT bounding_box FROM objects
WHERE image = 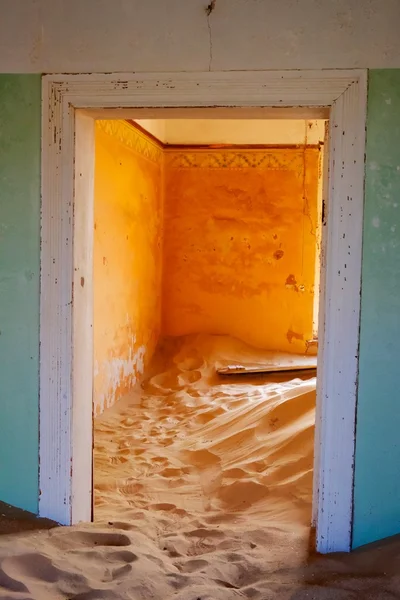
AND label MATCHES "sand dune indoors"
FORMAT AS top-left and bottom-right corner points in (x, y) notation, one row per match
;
(94, 334), (316, 525)
(0, 335), (398, 599)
